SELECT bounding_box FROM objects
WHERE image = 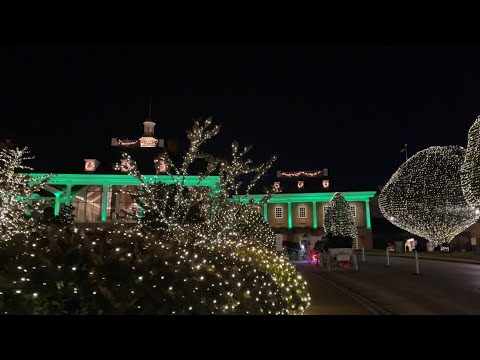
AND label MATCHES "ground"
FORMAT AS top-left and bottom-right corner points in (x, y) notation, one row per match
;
(296, 253), (480, 315)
